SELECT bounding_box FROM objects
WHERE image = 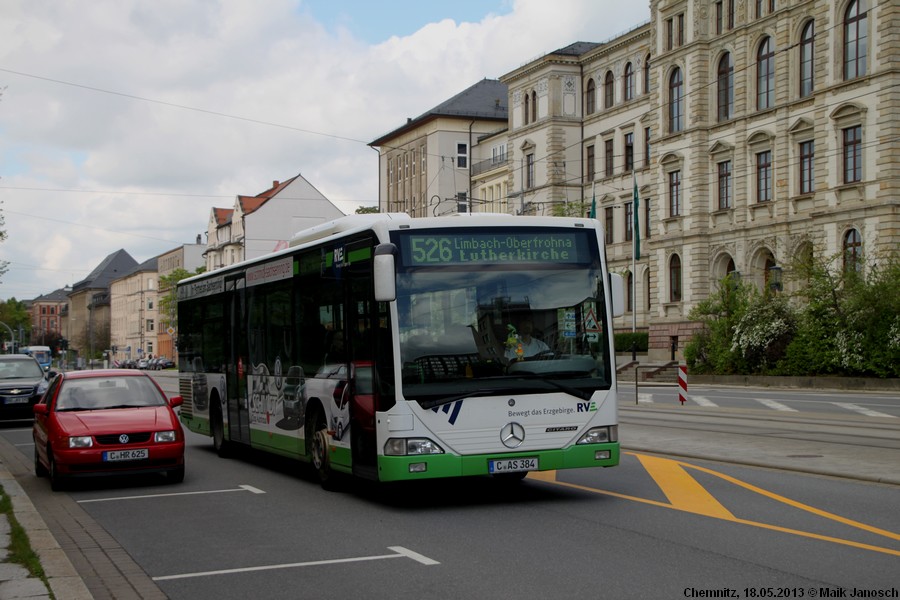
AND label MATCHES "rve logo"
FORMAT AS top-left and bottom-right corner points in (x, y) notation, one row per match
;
(576, 401), (597, 412)
(432, 400), (463, 425)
